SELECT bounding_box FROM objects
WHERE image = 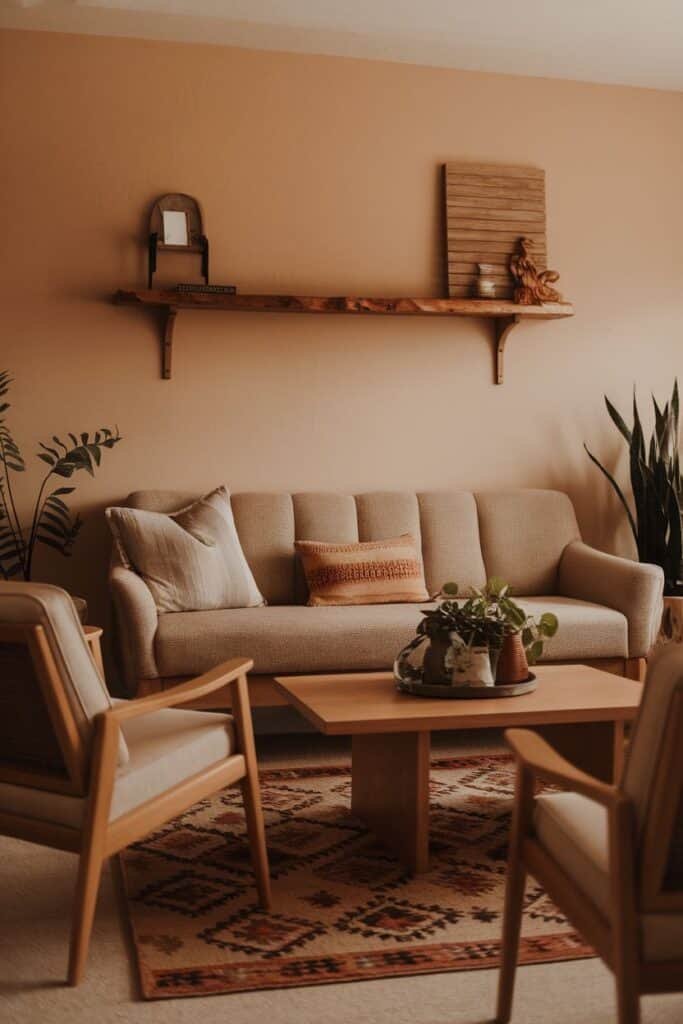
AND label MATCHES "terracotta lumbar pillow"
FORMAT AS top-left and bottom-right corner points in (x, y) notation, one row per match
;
(295, 534), (429, 607)
(106, 486), (264, 613)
